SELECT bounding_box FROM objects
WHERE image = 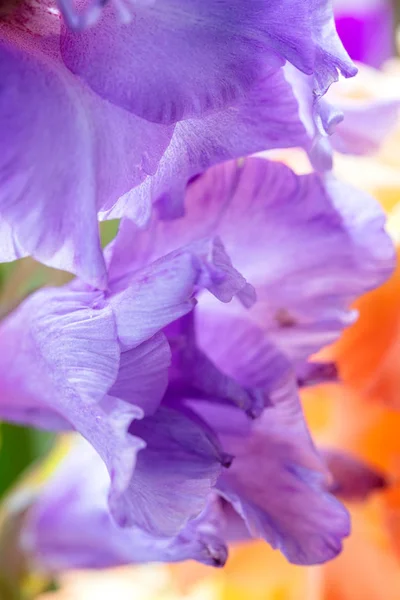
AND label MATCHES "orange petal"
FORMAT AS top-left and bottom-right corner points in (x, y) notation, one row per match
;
(331, 248), (400, 405)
